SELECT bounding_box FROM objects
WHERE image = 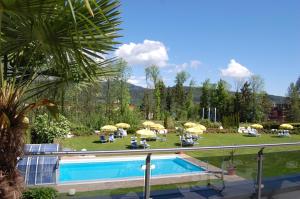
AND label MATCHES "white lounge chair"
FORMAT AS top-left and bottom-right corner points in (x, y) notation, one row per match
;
(248, 129), (260, 137)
